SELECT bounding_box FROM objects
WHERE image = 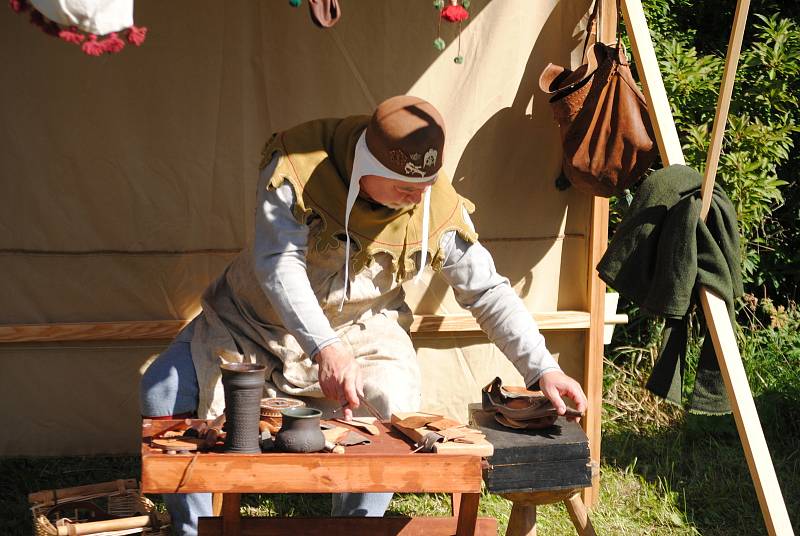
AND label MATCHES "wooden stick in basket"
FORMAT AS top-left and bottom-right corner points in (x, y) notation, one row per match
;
(54, 515), (152, 536)
(29, 479), (138, 507)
